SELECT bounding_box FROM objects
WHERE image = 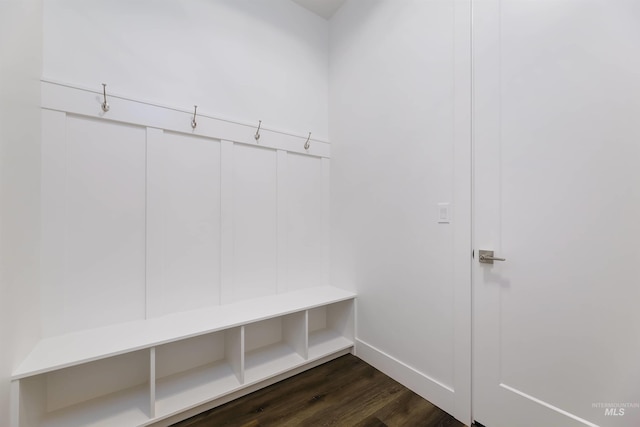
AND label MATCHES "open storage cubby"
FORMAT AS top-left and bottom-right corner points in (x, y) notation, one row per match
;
(243, 312), (307, 384)
(153, 328), (243, 419)
(19, 350), (151, 427)
(308, 300), (355, 360)
(12, 286), (355, 427)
